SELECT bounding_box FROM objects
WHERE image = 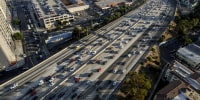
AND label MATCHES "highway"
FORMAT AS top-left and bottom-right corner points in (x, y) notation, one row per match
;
(0, 0), (176, 99)
(0, 0), (148, 99)
(37, 0), (174, 99)
(42, 0), (175, 99)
